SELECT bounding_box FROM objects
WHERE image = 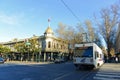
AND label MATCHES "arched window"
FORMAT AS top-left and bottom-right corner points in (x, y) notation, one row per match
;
(57, 43), (58, 49)
(54, 43), (56, 48)
(48, 41), (51, 48)
(61, 45), (62, 49)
